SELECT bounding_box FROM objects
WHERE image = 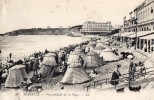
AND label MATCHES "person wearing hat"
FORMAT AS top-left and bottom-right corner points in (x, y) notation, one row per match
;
(110, 64), (122, 85)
